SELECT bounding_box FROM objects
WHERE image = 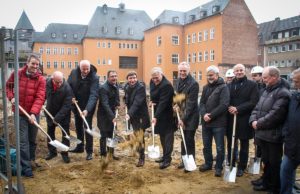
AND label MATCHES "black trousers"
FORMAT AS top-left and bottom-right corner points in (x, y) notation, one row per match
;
(160, 131), (174, 162)
(259, 139), (283, 194)
(47, 123), (70, 155)
(180, 130), (196, 159)
(74, 114), (93, 154)
(227, 138), (249, 170)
